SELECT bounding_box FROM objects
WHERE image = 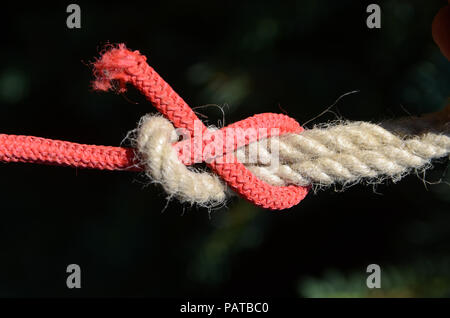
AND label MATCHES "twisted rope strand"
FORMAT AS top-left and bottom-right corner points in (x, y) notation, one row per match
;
(242, 121), (450, 187)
